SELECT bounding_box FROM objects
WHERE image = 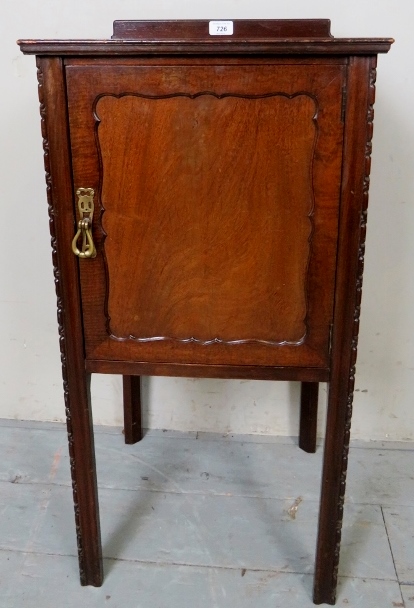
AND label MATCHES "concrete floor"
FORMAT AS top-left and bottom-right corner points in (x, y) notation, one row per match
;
(0, 418), (413, 607)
